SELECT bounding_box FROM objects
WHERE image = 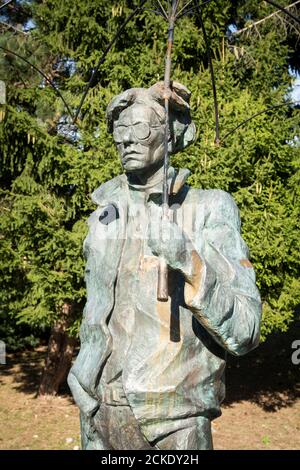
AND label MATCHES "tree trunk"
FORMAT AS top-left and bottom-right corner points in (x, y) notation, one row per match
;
(38, 302), (77, 396)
